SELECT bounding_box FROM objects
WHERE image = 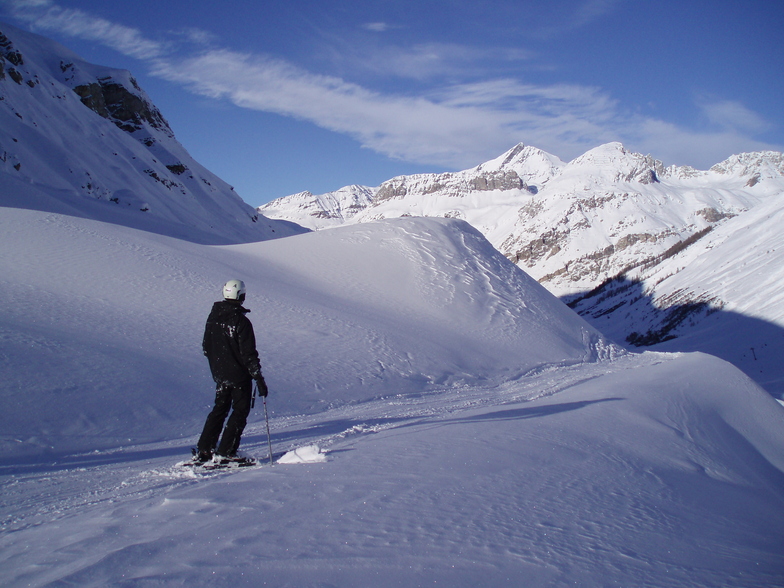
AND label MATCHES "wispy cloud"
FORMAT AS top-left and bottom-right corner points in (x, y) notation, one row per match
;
(572, 0), (624, 28)
(534, 0), (625, 39)
(362, 22), (391, 33)
(149, 48), (517, 165)
(2, 0), (779, 170)
(627, 117), (777, 170)
(5, 0), (165, 59)
(698, 98), (771, 134)
(342, 42), (536, 81)
(170, 26), (219, 49)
